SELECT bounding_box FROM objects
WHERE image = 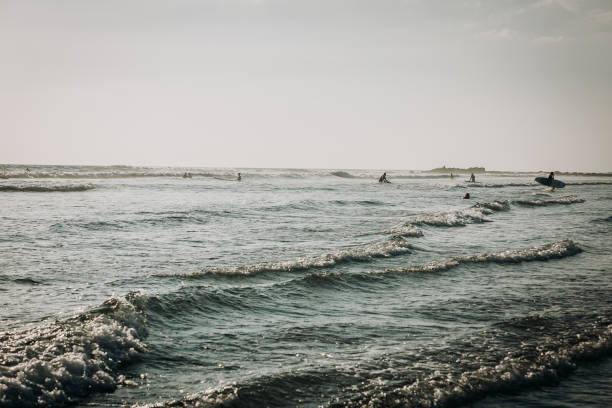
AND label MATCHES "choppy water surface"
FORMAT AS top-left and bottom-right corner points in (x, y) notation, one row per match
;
(1, 165), (611, 408)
